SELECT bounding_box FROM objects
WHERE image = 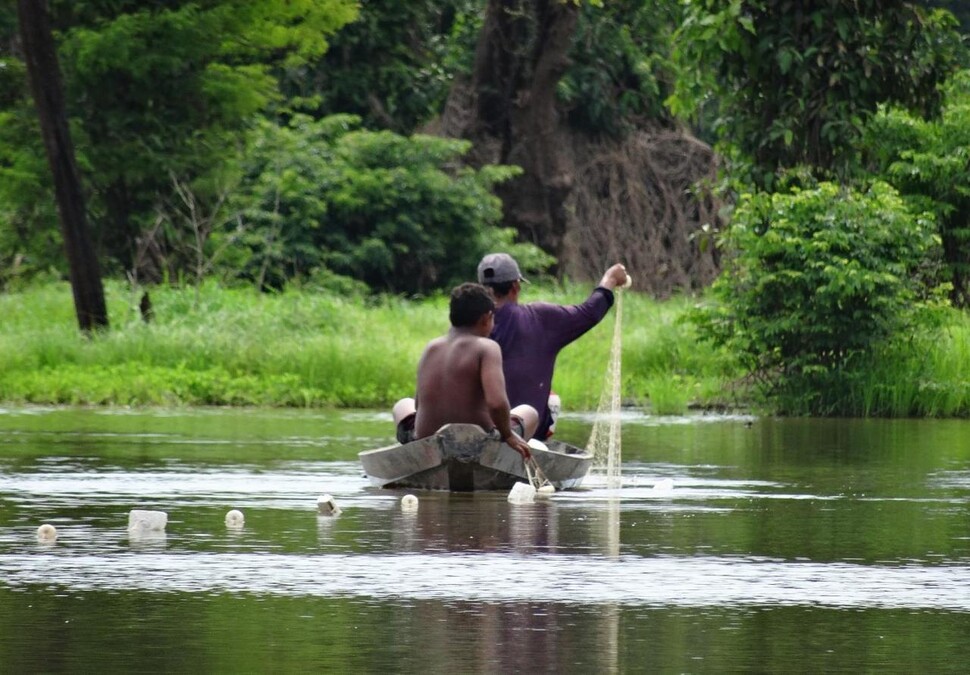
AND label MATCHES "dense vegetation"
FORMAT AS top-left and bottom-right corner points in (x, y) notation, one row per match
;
(1, 281), (966, 416)
(1, 1), (969, 416)
(0, 281), (729, 413)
